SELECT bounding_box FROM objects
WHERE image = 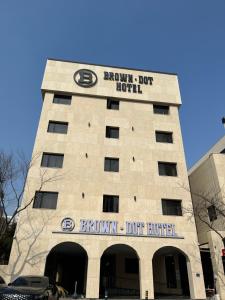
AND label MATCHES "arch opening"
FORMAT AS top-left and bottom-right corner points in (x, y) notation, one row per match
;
(44, 242), (88, 296)
(152, 246), (190, 299)
(99, 244), (140, 299)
